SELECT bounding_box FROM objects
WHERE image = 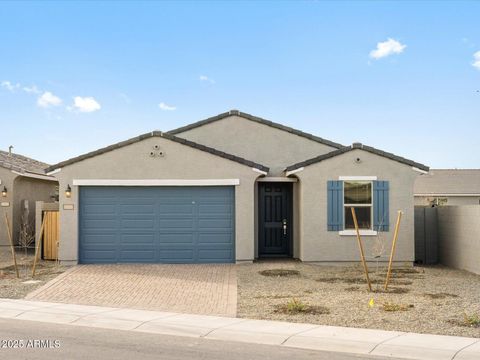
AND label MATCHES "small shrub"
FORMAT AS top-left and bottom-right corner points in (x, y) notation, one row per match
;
(259, 269), (300, 277)
(275, 298), (330, 315)
(463, 312), (480, 327)
(382, 302), (414, 312)
(287, 298), (307, 312)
